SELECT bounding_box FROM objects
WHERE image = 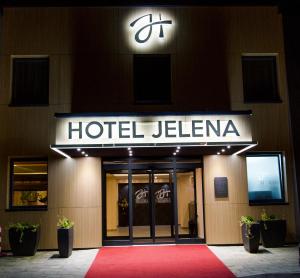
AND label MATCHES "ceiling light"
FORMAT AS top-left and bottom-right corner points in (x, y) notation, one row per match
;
(81, 151), (85, 155)
(77, 148), (81, 151)
(129, 153), (133, 156)
(173, 152), (176, 155)
(217, 152), (220, 155)
(221, 149), (225, 152)
(176, 149), (179, 153)
(227, 145), (231, 149)
(85, 154), (88, 157)
(128, 147), (131, 151)
(177, 146), (181, 150)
